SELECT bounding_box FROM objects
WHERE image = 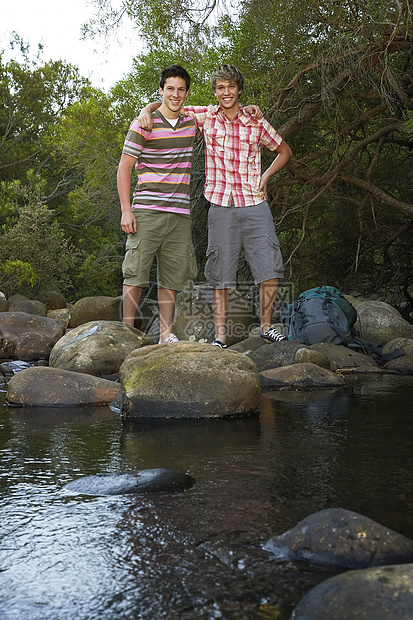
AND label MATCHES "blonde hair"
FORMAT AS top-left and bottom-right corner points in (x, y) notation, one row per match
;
(210, 65), (244, 93)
